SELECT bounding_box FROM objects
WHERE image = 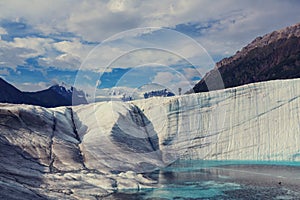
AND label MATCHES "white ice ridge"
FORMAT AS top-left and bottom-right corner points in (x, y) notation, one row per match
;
(1, 78), (300, 199)
(134, 78), (300, 161)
